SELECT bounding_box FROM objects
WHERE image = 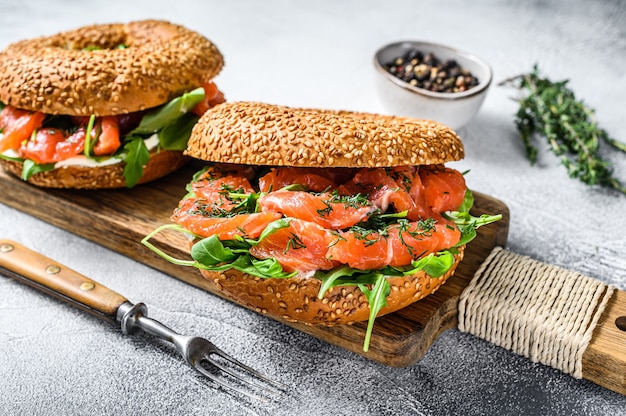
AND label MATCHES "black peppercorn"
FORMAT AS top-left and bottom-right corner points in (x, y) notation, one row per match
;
(382, 48), (480, 93)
